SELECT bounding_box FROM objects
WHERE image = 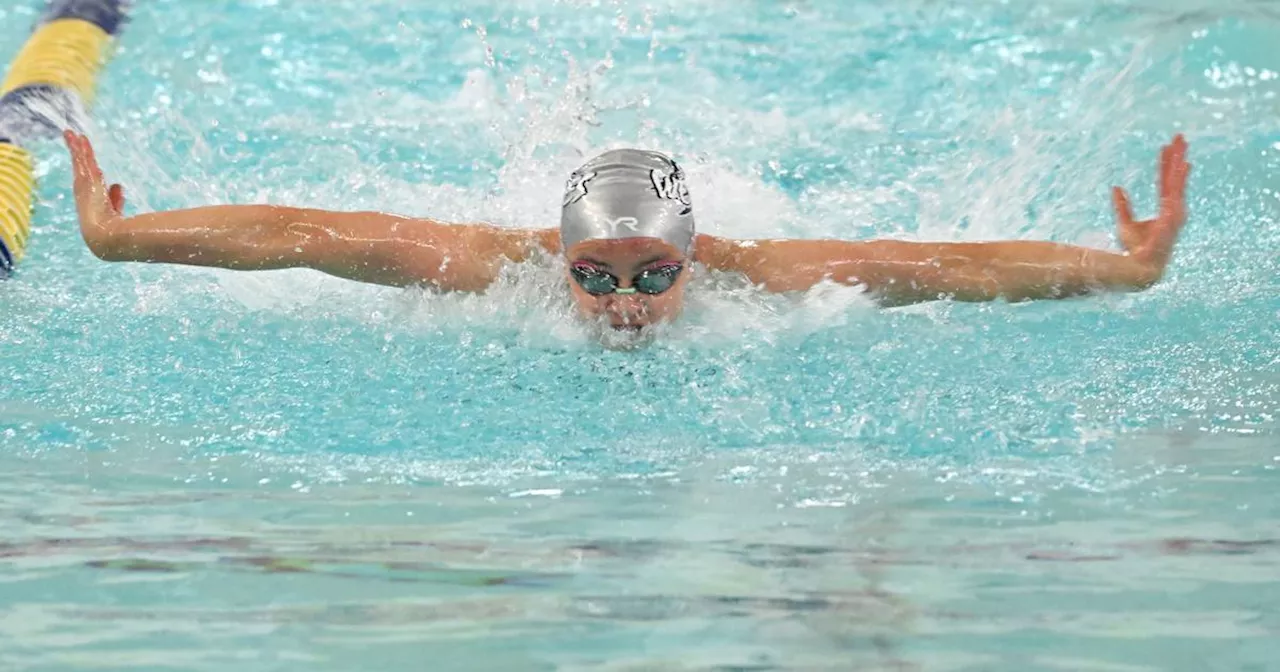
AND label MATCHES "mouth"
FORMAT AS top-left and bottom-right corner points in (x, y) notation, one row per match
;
(596, 321), (655, 351)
